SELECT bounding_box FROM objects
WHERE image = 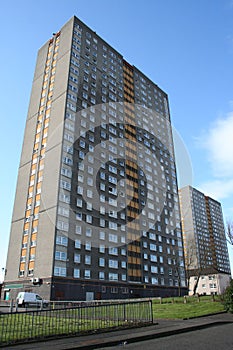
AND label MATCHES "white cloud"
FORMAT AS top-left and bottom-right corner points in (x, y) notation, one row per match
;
(197, 111), (233, 203)
(198, 179), (233, 201)
(200, 112), (233, 177)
